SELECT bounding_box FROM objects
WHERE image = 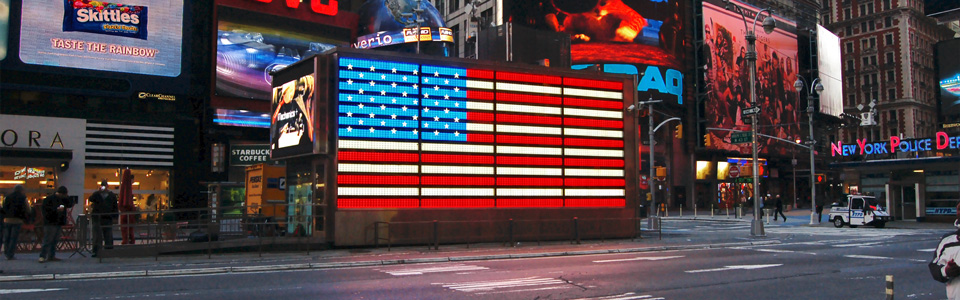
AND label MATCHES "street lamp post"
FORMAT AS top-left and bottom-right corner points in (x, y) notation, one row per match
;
(725, 0), (777, 237)
(794, 77), (824, 225)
